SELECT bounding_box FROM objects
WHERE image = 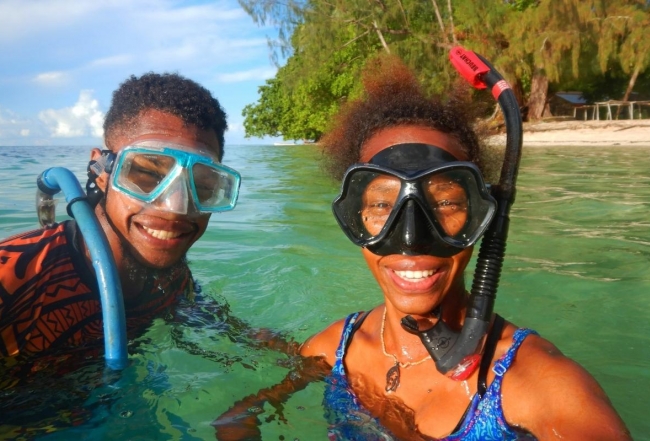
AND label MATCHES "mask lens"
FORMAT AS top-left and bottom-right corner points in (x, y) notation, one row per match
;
(334, 170), (386, 241)
(117, 151), (177, 197)
(191, 163), (237, 209)
(426, 169), (494, 245)
(423, 171), (469, 237)
(361, 173), (401, 236)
